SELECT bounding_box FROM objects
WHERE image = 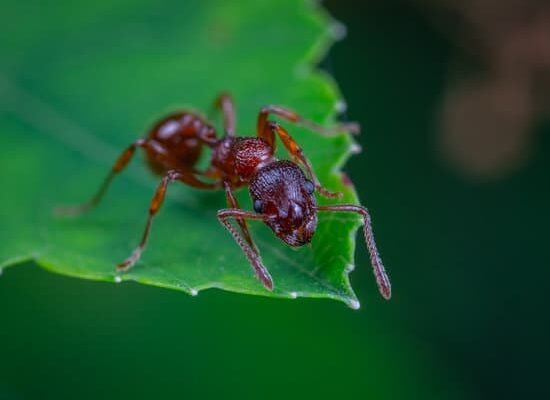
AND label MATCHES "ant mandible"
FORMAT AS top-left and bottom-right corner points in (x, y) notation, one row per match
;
(60, 92), (391, 300)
